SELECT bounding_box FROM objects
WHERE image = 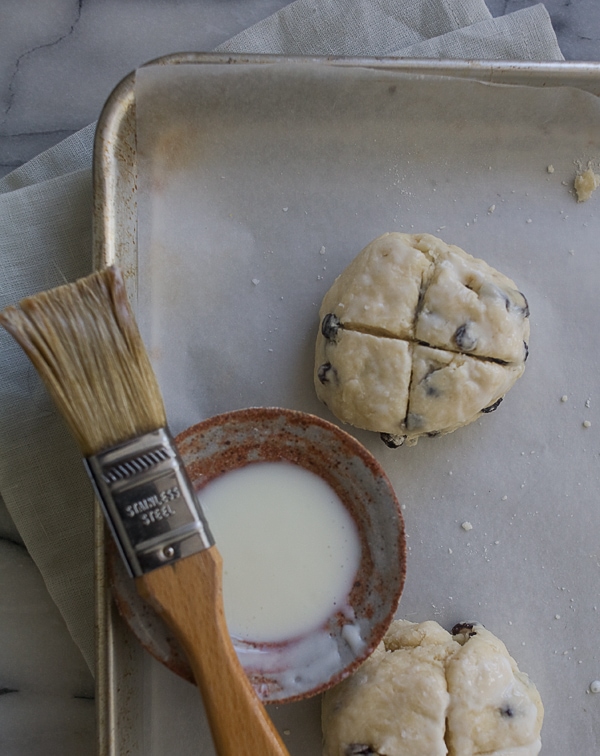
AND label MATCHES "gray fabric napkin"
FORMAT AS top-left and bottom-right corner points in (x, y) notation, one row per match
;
(0, 0), (564, 674)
